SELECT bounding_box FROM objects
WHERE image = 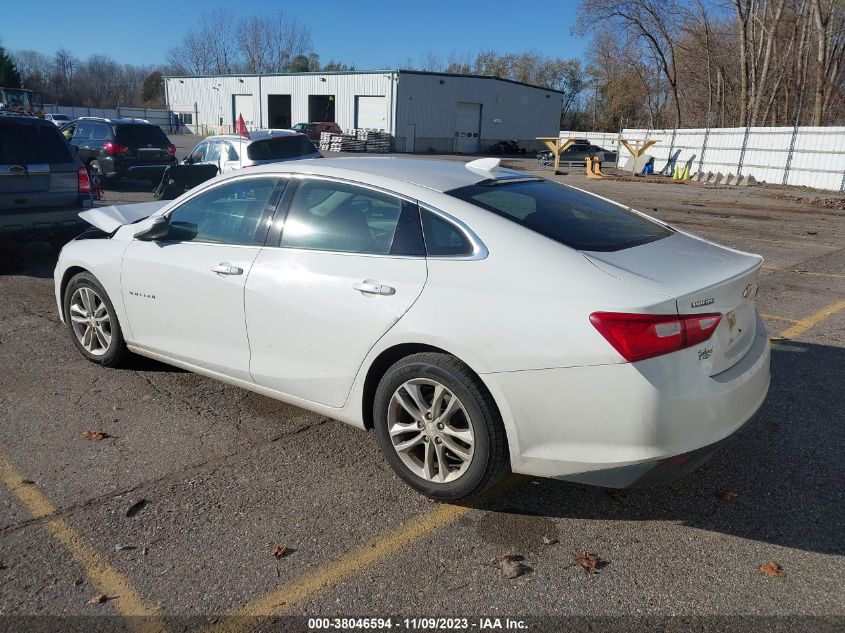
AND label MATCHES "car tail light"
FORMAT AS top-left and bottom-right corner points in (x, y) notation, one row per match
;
(77, 166), (91, 193)
(104, 142), (128, 155)
(589, 312), (722, 362)
(167, 144), (176, 154)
